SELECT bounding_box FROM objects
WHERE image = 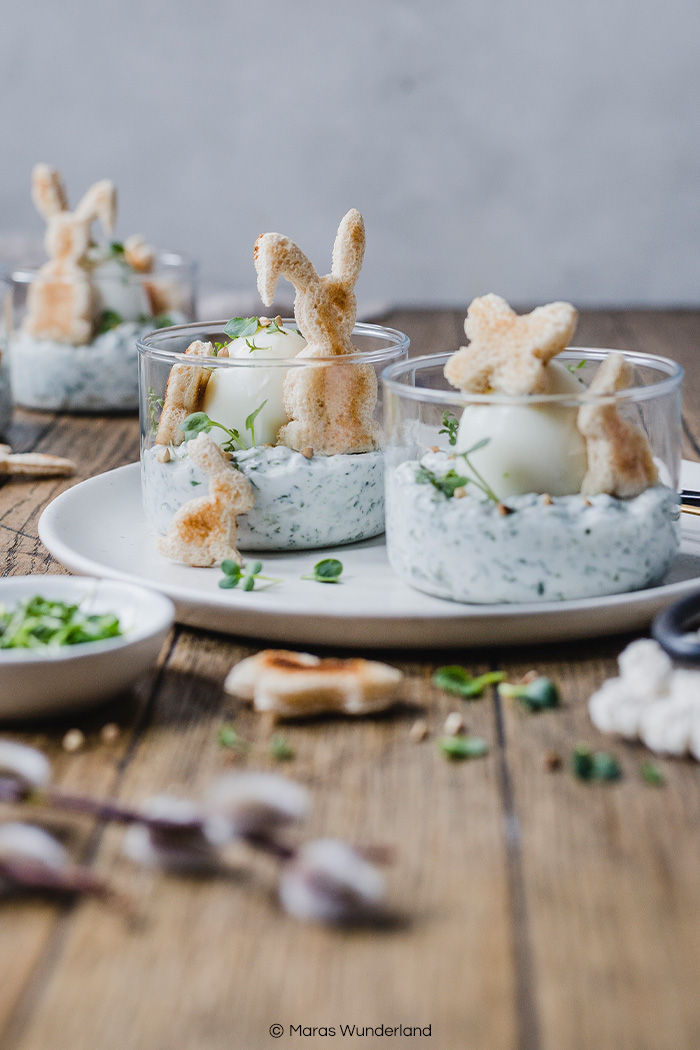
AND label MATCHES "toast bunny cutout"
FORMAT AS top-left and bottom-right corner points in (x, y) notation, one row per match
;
(254, 210), (381, 455)
(156, 432), (255, 567)
(24, 164), (117, 345)
(578, 352), (658, 497)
